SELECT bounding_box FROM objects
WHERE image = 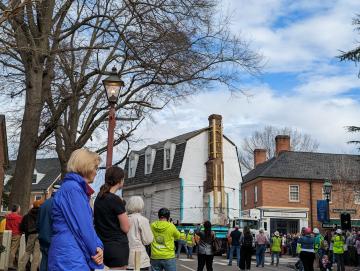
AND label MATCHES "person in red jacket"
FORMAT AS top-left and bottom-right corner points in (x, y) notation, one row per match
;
(6, 204), (23, 269)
